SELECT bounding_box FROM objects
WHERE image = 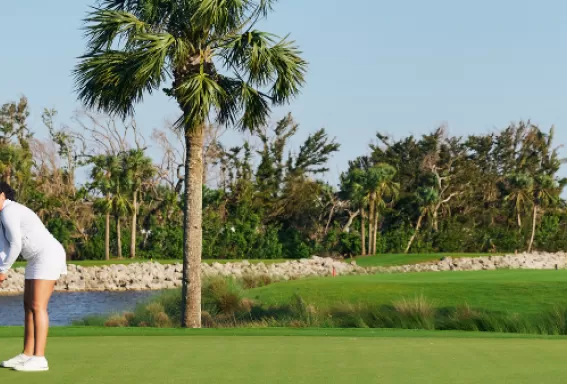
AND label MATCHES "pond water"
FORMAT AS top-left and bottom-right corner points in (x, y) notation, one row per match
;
(0, 290), (161, 326)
